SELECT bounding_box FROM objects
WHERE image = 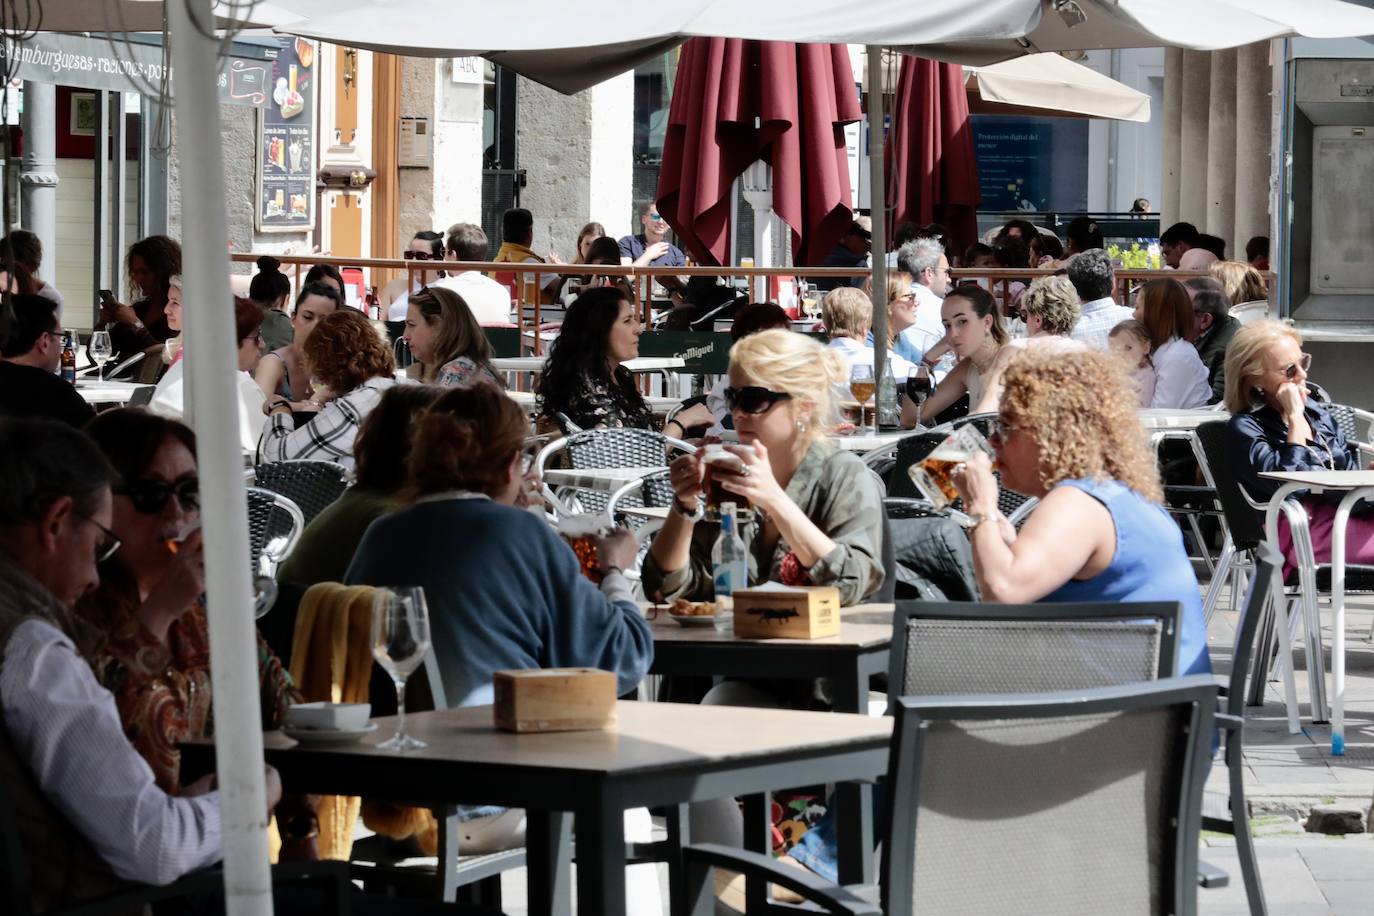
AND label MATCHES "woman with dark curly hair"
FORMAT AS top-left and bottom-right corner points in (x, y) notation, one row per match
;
(951, 347), (1208, 675)
(96, 235), (182, 359)
(258, 308), (396, 468)
(538, 286), (710, 434)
